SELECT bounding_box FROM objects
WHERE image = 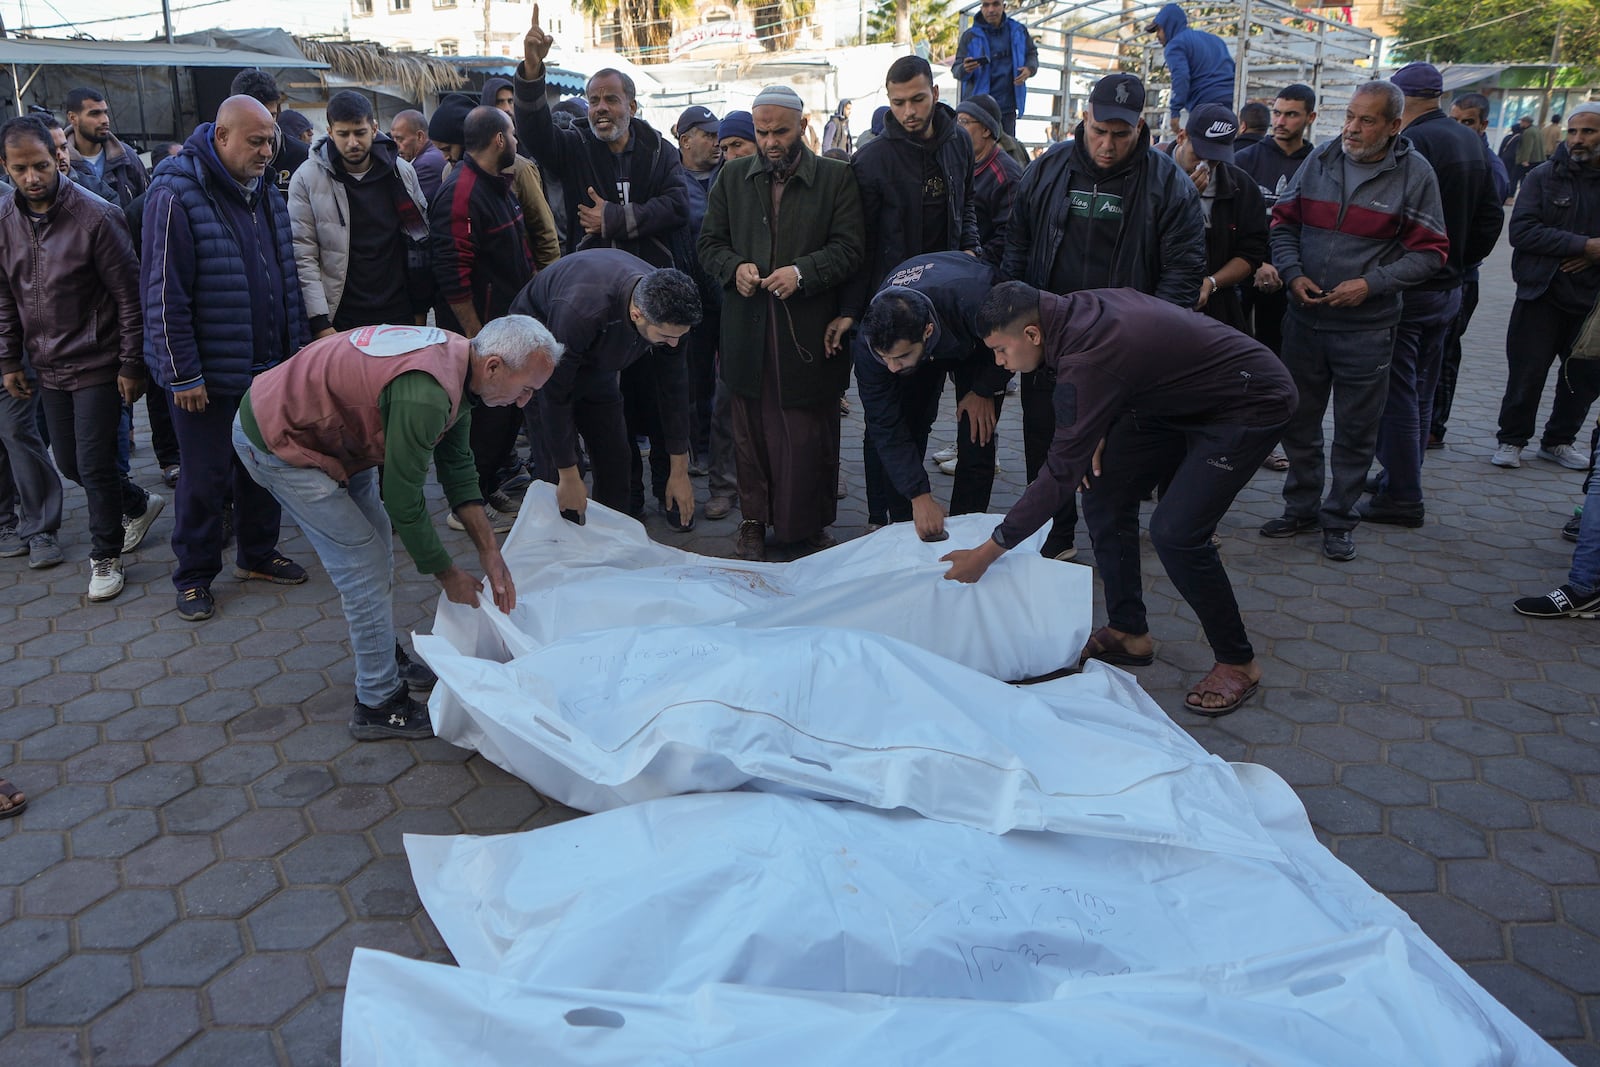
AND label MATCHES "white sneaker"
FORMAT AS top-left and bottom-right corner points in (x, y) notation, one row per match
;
(87, 557), (124, 601)
(122, 492), (165, 553)
(938, 457), (957, 476)
(447, 505), (514, 533)
(932, 444), (958, 463)
(1537, 443), (1591, 470)
(1490, 444), (1522, 469)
